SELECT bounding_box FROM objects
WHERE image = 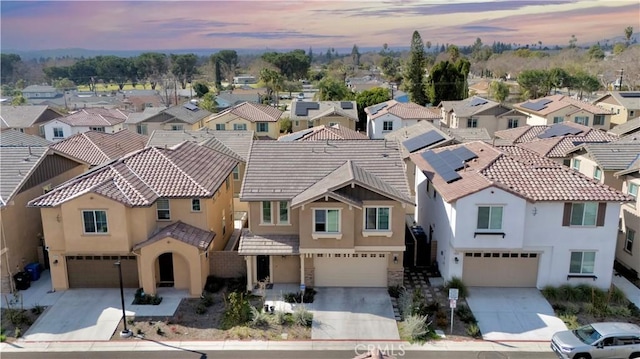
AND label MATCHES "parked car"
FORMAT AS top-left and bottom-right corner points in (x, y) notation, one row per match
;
(550, 322), (640, 359)
(297, 92), (305, 100)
